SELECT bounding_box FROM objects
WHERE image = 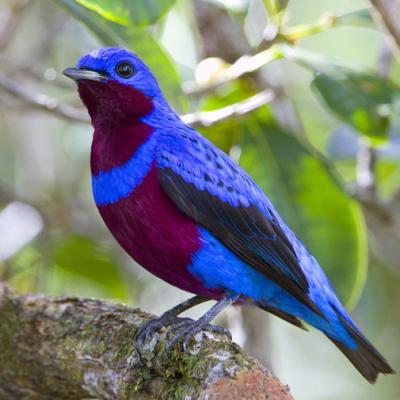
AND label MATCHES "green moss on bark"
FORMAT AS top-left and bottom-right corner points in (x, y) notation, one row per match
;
(0, 285), (292, 399)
